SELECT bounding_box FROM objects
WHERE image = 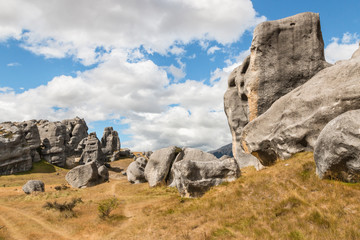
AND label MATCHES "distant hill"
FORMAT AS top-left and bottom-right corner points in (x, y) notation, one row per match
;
(209, 143), (233, 158)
